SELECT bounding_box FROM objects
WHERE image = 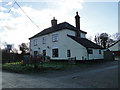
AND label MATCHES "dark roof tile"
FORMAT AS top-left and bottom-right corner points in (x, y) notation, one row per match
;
(29, 22), (87, 39)
(67, 35), (103, 49)
(108, 39), (120, 48)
